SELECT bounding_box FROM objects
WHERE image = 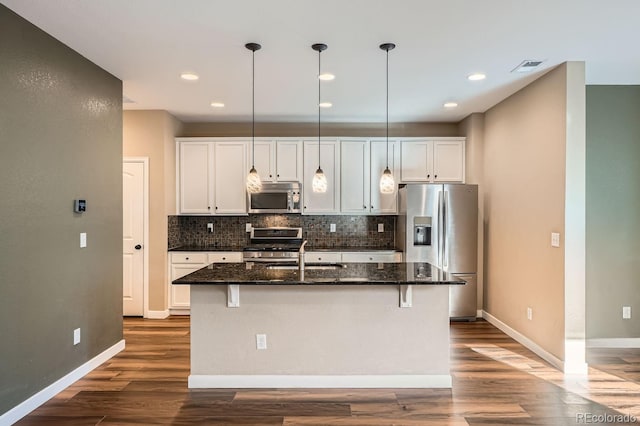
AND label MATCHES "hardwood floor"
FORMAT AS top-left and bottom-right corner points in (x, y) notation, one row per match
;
(16, 318), (640, 425)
